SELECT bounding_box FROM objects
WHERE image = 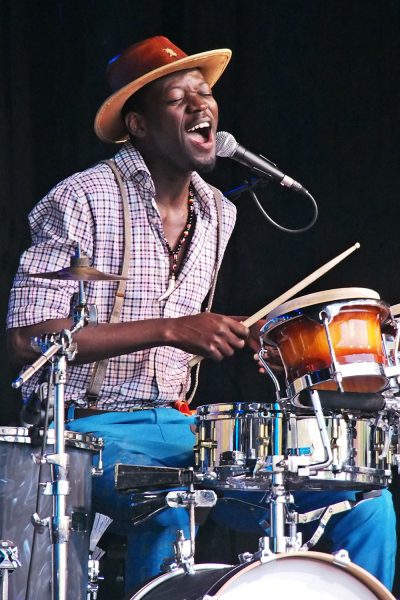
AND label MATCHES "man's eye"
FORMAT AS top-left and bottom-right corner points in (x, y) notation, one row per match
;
(166, 97), (183, 104)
